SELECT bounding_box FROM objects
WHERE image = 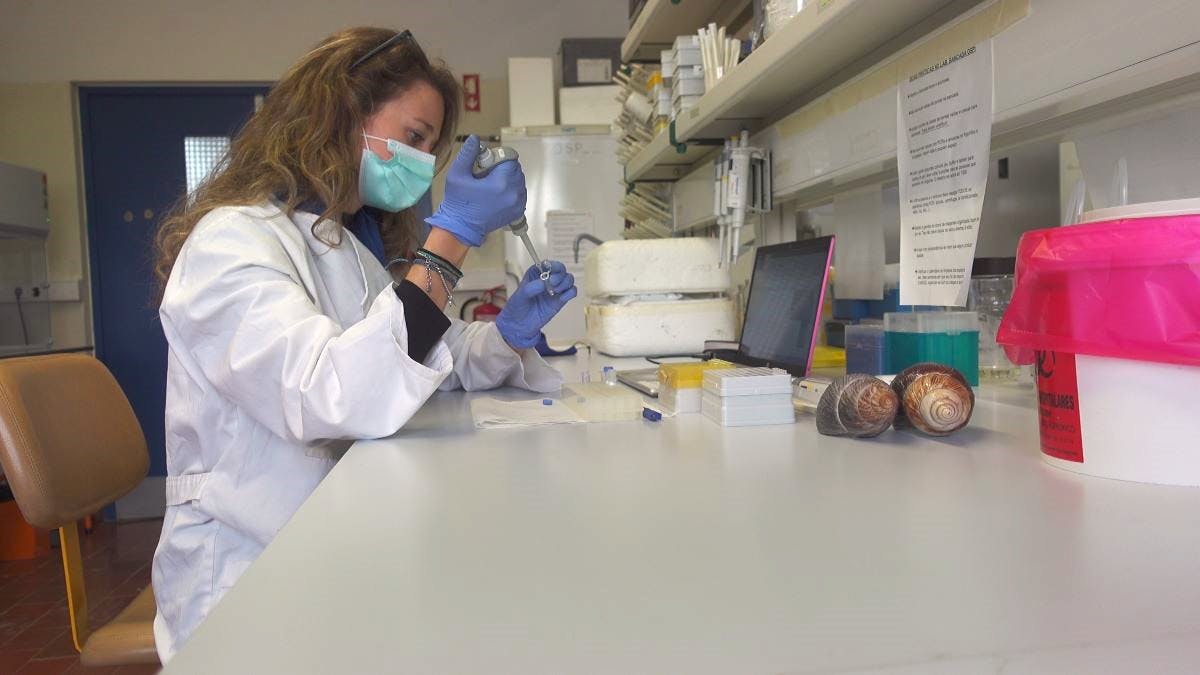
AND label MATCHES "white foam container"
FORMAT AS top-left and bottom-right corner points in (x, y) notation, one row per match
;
(701, 391), (796, 427)
(702, 368), (793, 397)
(586, 298), (736, 357)
(585, 239), (729, 297)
